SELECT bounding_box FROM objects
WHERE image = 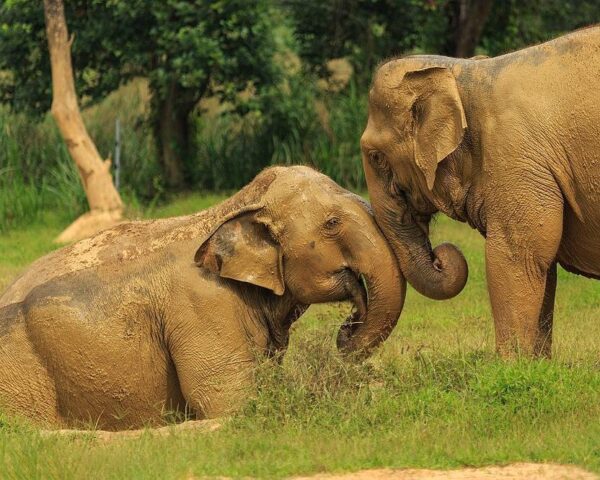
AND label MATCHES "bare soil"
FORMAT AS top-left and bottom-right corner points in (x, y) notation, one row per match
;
(293, 463), (598, 480)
